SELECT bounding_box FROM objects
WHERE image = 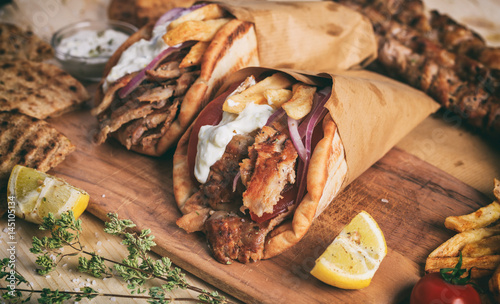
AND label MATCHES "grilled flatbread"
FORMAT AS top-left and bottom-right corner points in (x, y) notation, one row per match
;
(0, 59), (90, 119)
(0, 23), (53, 62)
(93, 9), (258, 156)
(0, 111), (75, 186)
